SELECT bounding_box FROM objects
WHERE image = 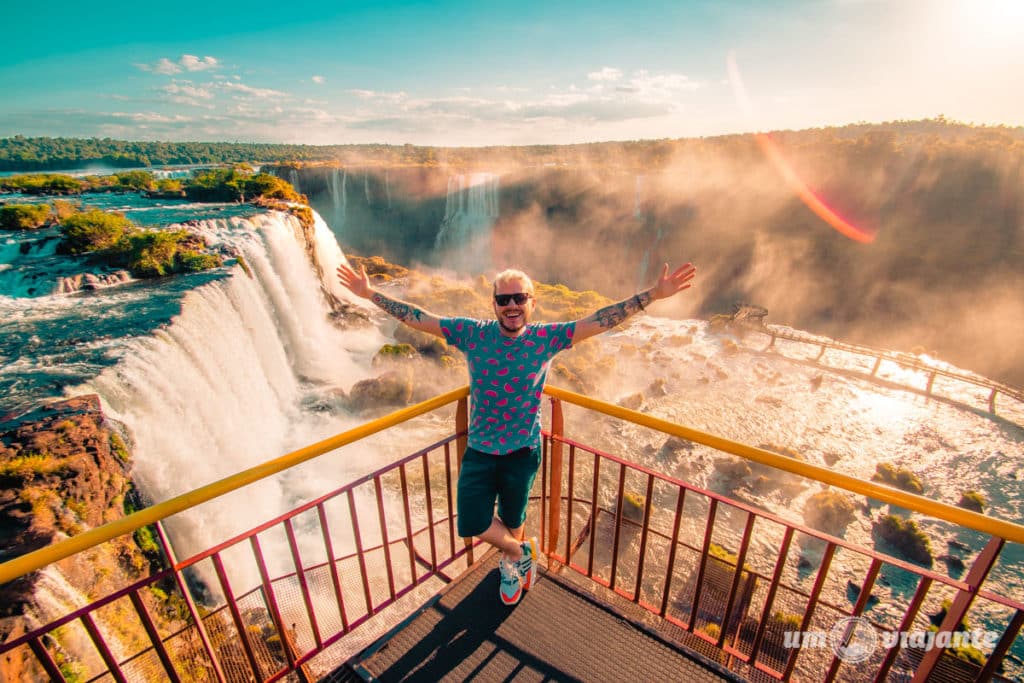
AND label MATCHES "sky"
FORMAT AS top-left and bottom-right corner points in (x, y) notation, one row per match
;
(1, 0), (1022, 147)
